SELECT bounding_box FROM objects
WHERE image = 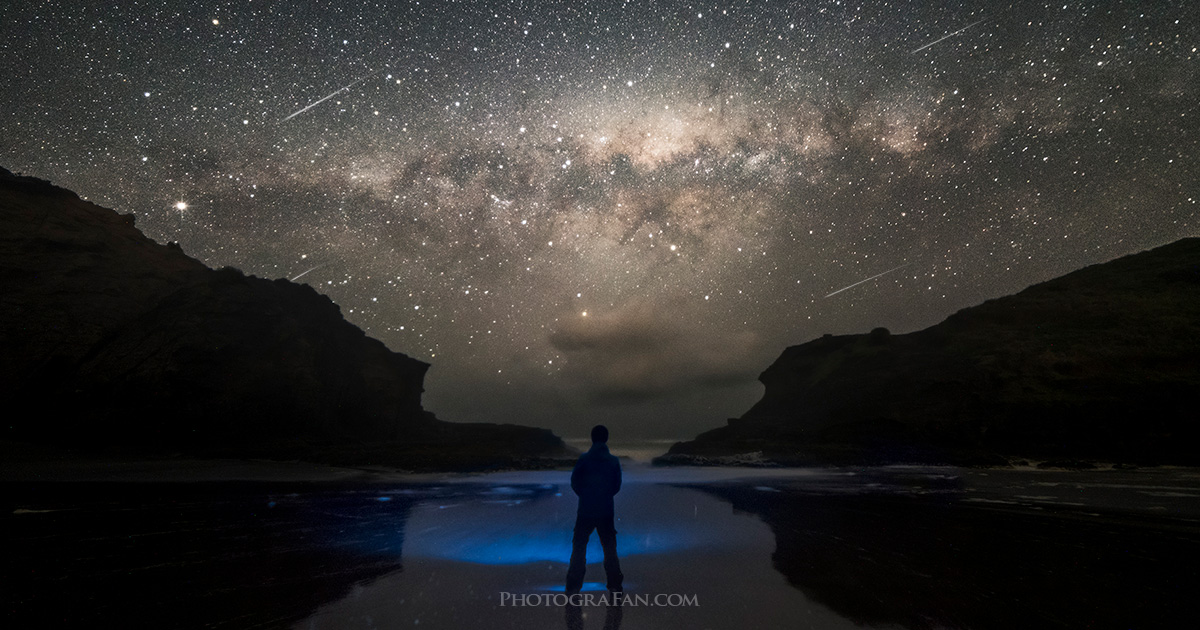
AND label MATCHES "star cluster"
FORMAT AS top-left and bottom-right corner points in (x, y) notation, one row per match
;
(3, 0), (1196, 439)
